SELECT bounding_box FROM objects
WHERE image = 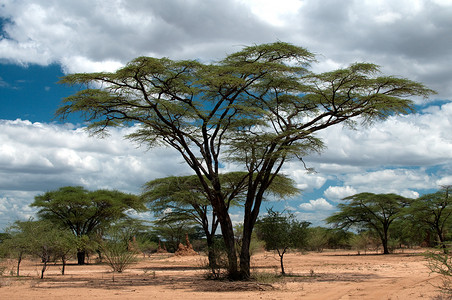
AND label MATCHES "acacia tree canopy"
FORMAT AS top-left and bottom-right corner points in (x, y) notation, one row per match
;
(57, 42), (435, 278)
